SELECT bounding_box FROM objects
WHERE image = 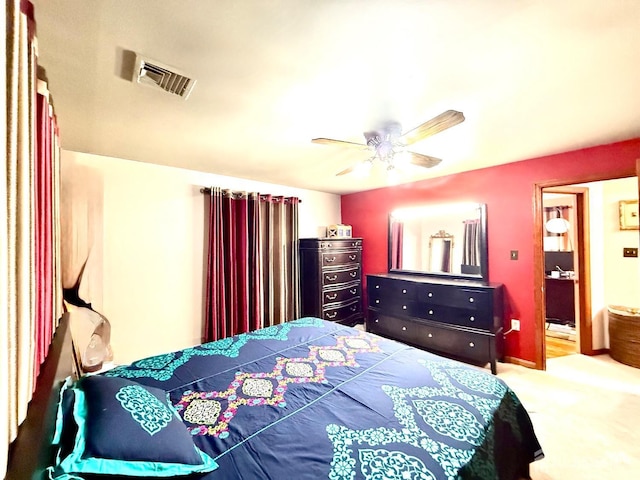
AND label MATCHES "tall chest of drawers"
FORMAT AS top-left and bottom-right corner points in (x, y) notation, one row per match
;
(299, 238), (364, 325)
(366, 273), (504, 374)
